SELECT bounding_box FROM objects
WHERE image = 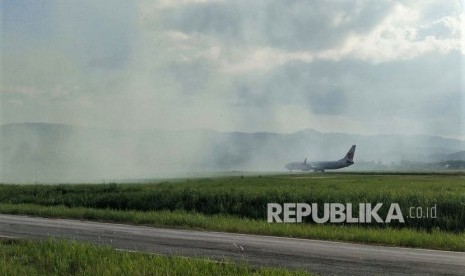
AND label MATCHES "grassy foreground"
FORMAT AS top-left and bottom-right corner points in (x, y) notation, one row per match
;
(1, 173), (464, 231)
(1, 174), (464, 251)
(1, 203), (464, 251)
(0, 238), (310, 275)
